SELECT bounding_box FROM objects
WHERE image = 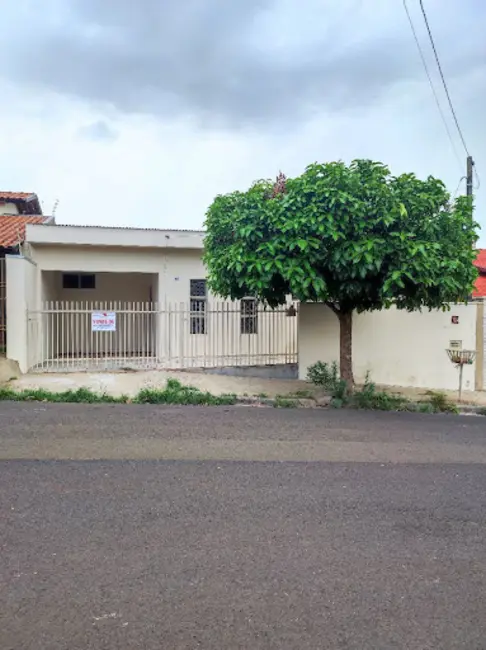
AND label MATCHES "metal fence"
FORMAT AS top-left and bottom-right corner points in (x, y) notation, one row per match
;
(0, 257), (5, 354)
(27, 300), (298, 372)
